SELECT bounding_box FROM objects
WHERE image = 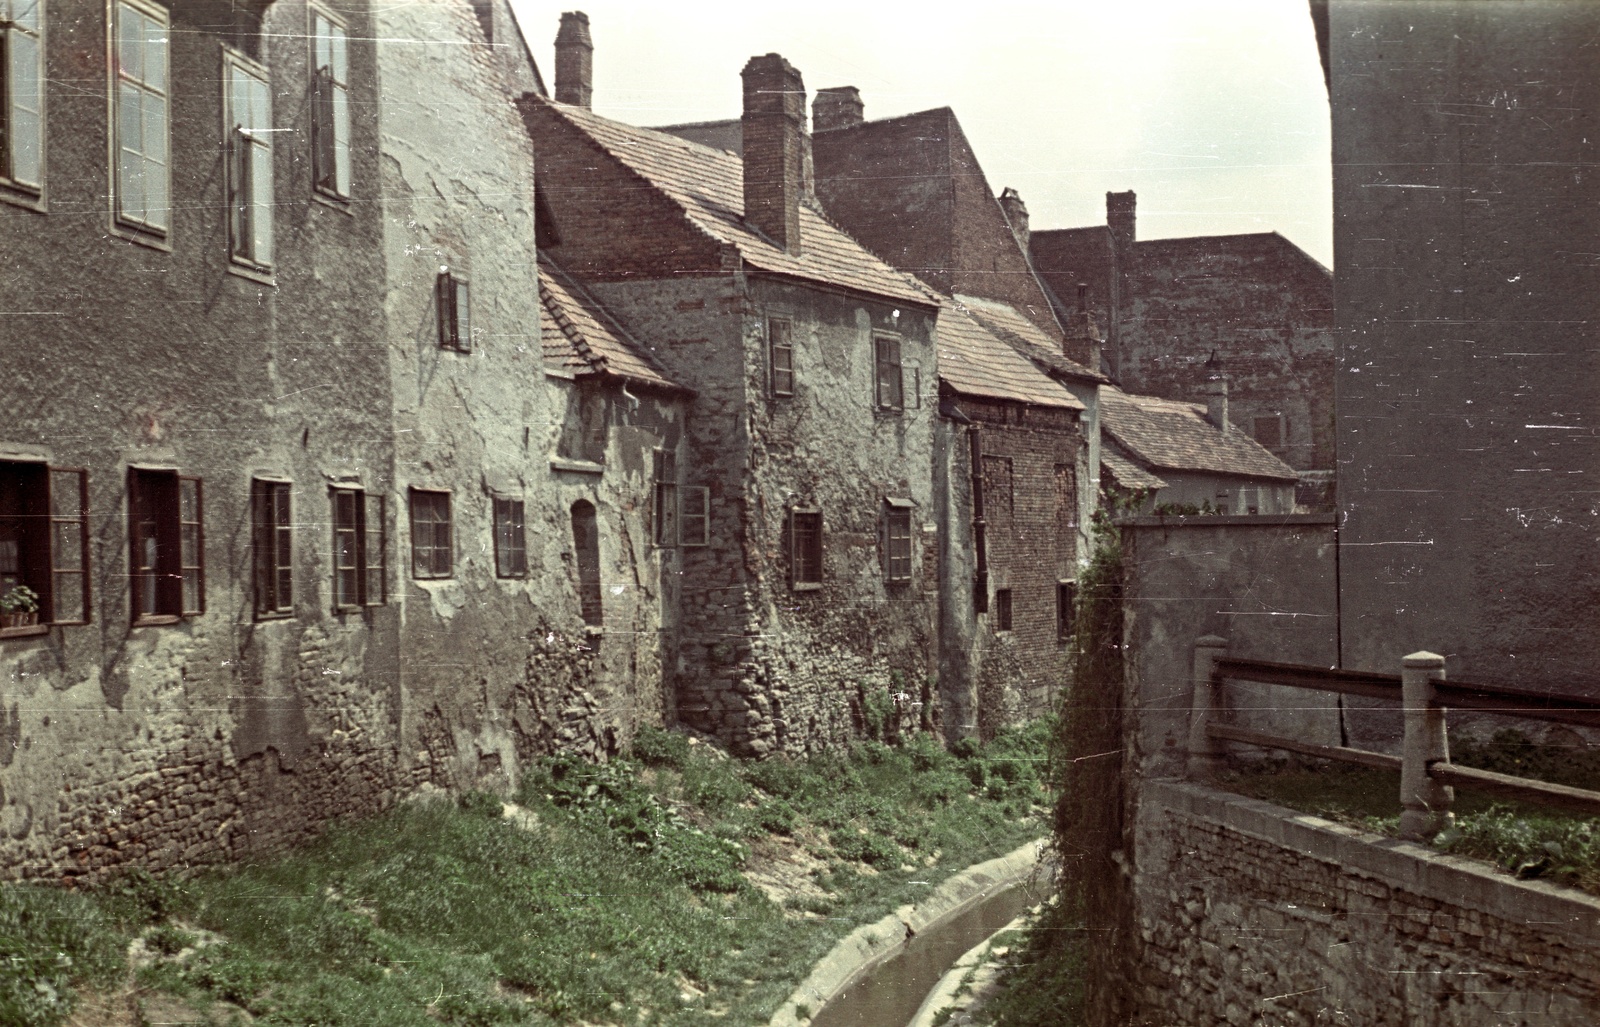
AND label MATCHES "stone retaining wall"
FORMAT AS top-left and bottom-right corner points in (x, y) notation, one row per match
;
(1131, 780), (1600, 1024)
